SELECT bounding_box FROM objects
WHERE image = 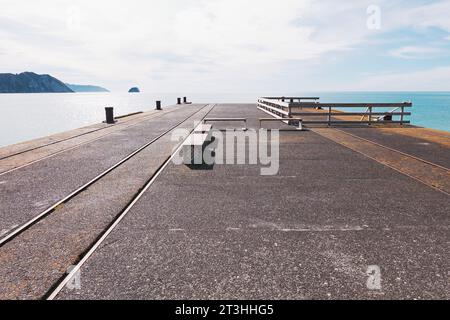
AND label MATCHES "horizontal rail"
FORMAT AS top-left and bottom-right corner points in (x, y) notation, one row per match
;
(204, 118), (247, 122)
(258, 98), (290, 108)
(301, 120), (411, 124)
(291, 102), (412, 108)
(291, 112), (412, 116)
(258, 117), (410, 125)
(257, 101), (290, 116)
(259, 117), (303, 122)
(261, 97), (320, 101)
